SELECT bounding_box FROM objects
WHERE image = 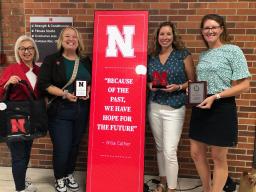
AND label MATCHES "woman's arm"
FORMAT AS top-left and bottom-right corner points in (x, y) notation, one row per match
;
(162, 54), (195, 92)
(46, 85), (77, 102)
(0, 66), (22, 98)
(214, 78), (250, 99)
(38, 56), (54, 95)
(197, 78), (250, 109)
(147, 82), (158, 92)
(181, 54), (196, 90)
